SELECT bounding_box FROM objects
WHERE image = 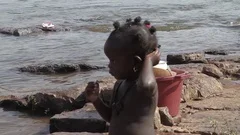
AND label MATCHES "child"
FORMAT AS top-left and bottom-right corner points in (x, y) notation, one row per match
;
(85, 16), (160, 135)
